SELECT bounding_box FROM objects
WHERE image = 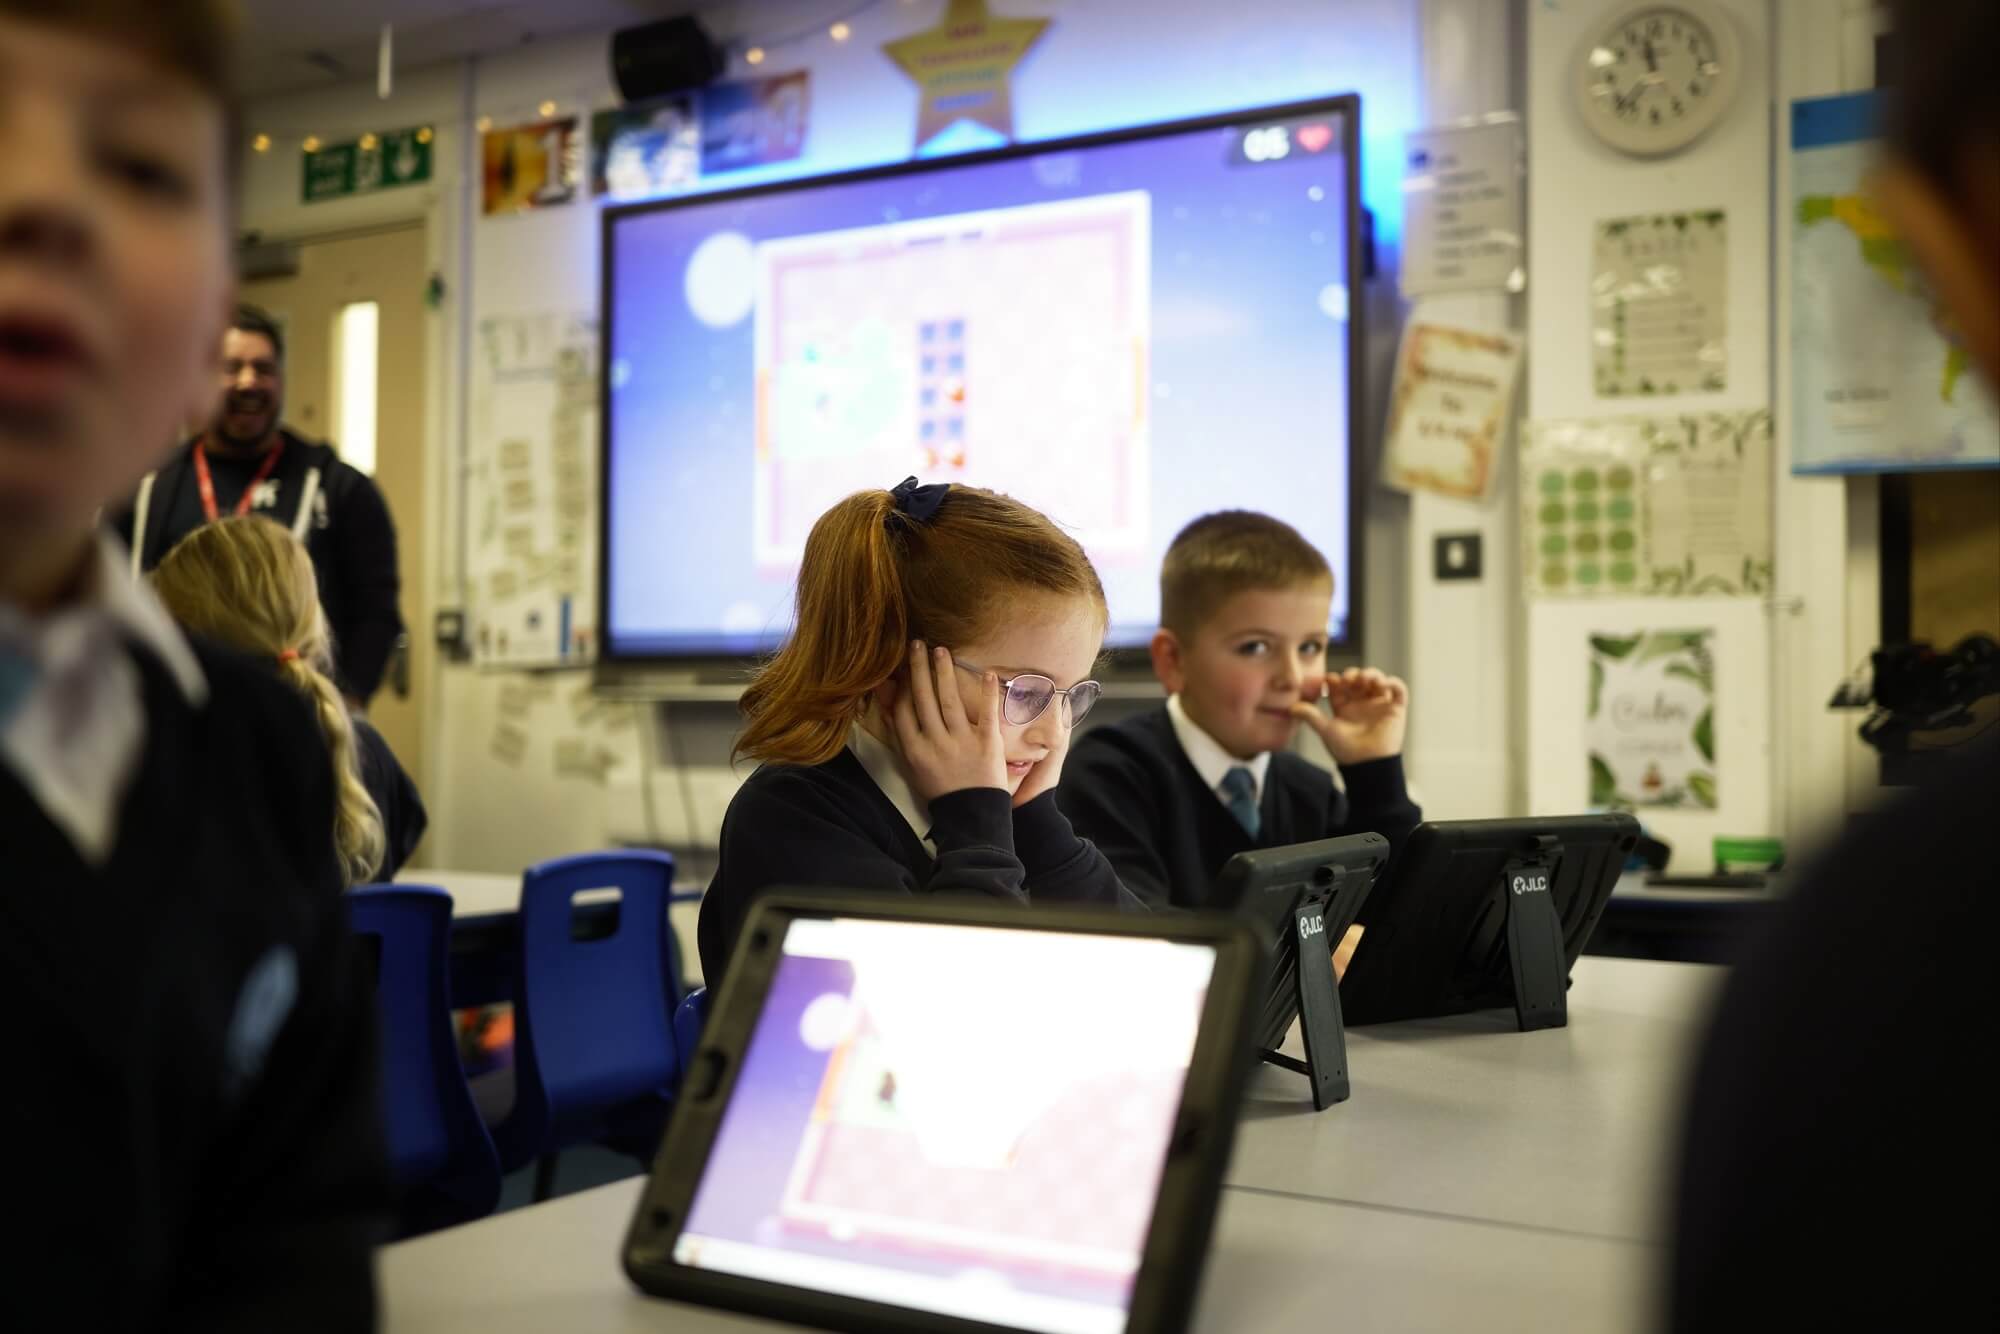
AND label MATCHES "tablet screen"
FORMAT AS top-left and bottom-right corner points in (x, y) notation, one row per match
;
(672, 917), (1219, 1334)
